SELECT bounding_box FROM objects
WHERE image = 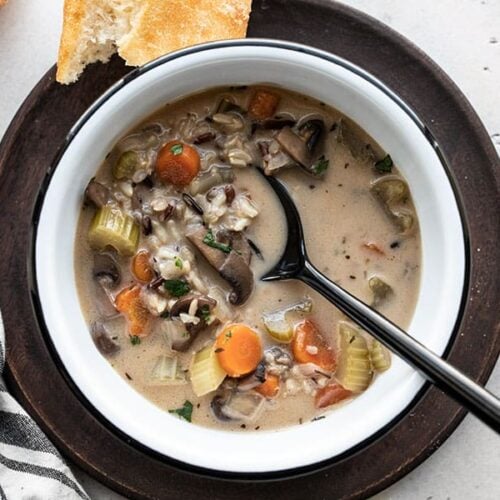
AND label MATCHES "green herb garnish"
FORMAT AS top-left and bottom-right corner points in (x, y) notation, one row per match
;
(174, 257), (183, 269)
(375, 154), (393, 173)
(200, 304), (211, 322)
(225, 330), (233, 340)
(130, 335), (141, 345)
(164, 279), (191, 297)
(170, 143), (183, 156)
(312, 156), (330, 175)
(160, 310), (170, 319)
(168, 400), (193, 422)
(202, 229), (232, 254)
